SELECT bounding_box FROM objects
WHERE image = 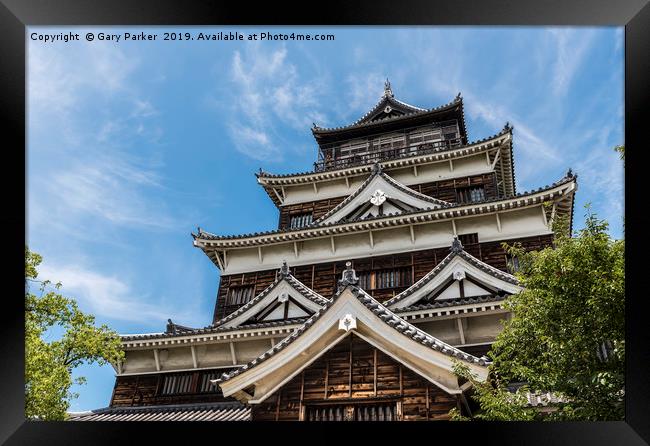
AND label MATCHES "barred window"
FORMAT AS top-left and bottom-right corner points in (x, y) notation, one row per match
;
(199, 372), (221, 393)
(357, 267), (412, 290)
(458, 233), (479, 246)
(226, 285), (255, 306)
(456, 186), (485, 203)
(290, 213), (313, 229)
(160, 373), (193, 395)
